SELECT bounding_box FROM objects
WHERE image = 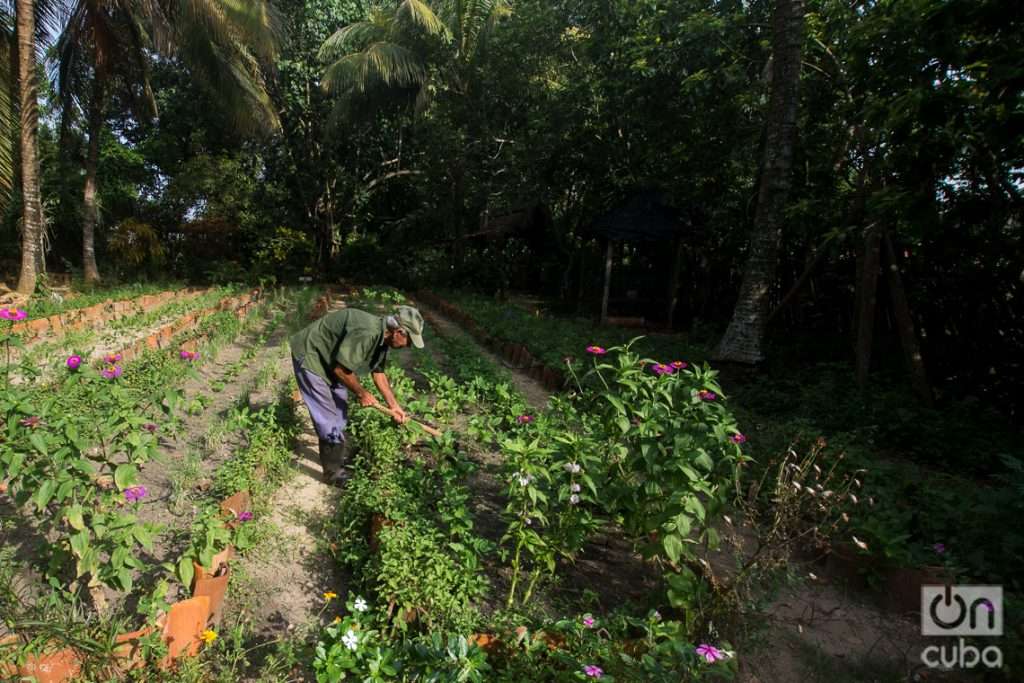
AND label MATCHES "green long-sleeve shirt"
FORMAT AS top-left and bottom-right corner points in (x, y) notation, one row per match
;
(289, 308), (389, 382)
